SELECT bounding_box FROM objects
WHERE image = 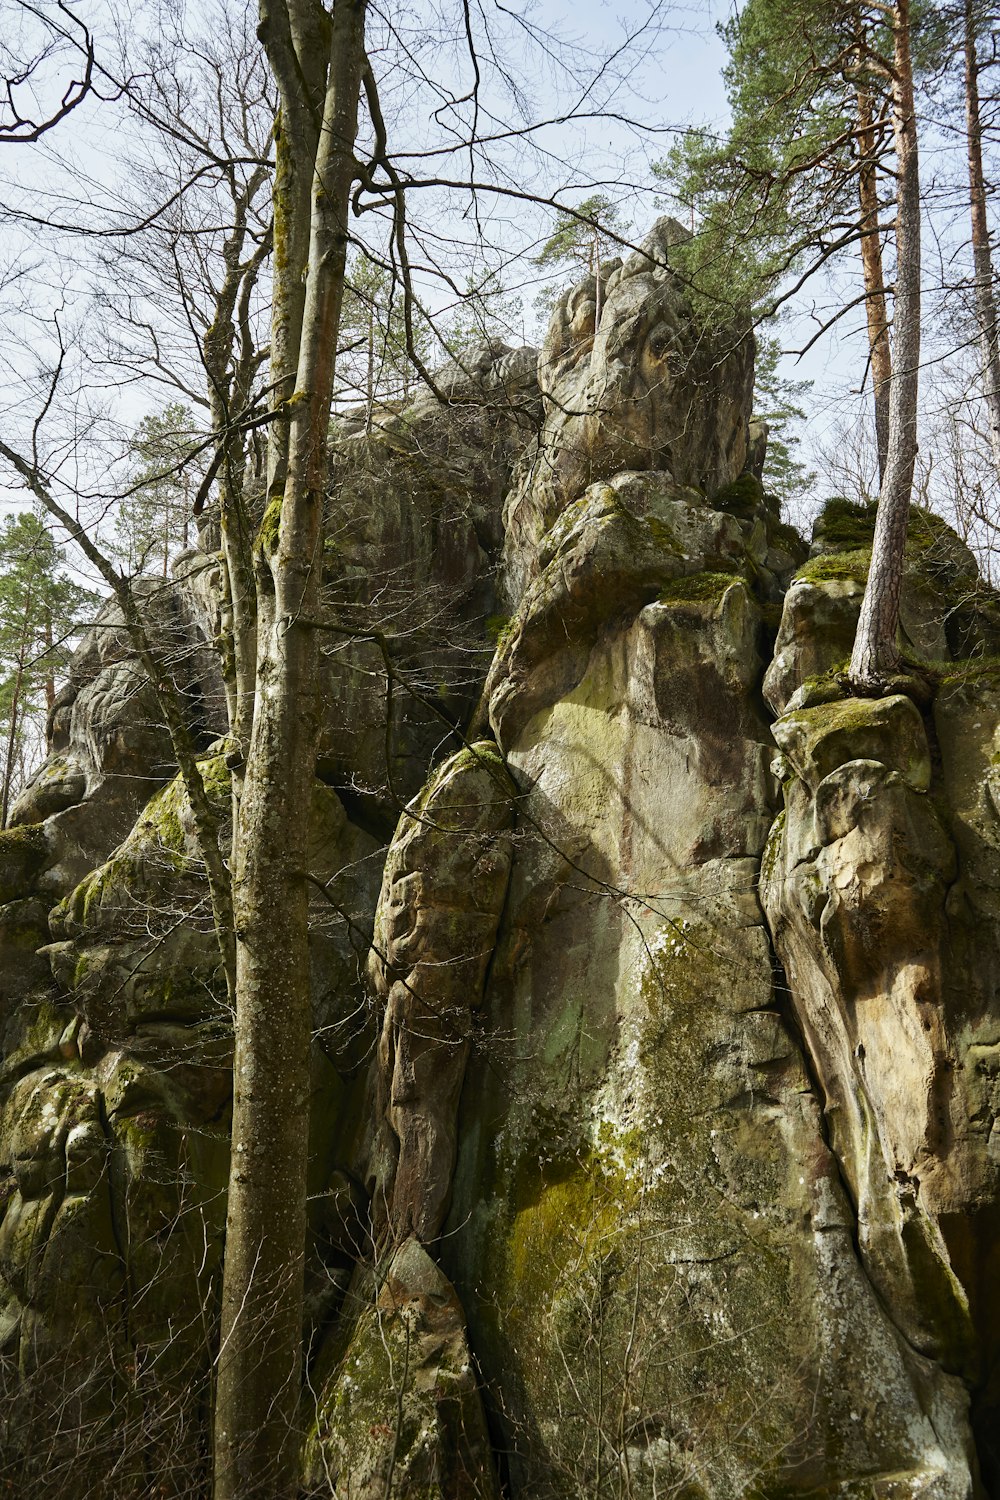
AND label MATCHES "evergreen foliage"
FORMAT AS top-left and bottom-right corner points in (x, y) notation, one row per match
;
(114, 403), (196, 578)
(0, 512), (97, 822)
